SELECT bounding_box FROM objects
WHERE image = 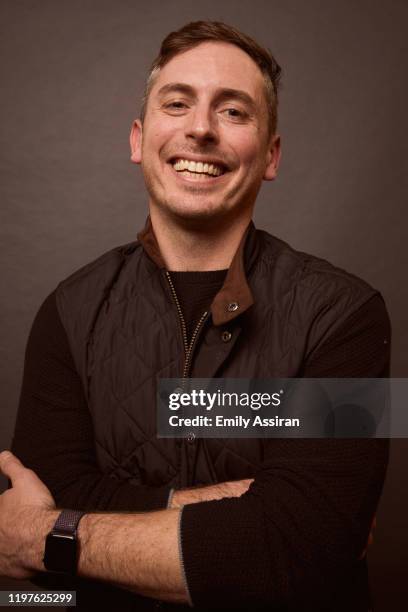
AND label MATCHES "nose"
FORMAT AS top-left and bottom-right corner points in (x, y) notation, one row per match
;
(185, 103), (218, 145)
